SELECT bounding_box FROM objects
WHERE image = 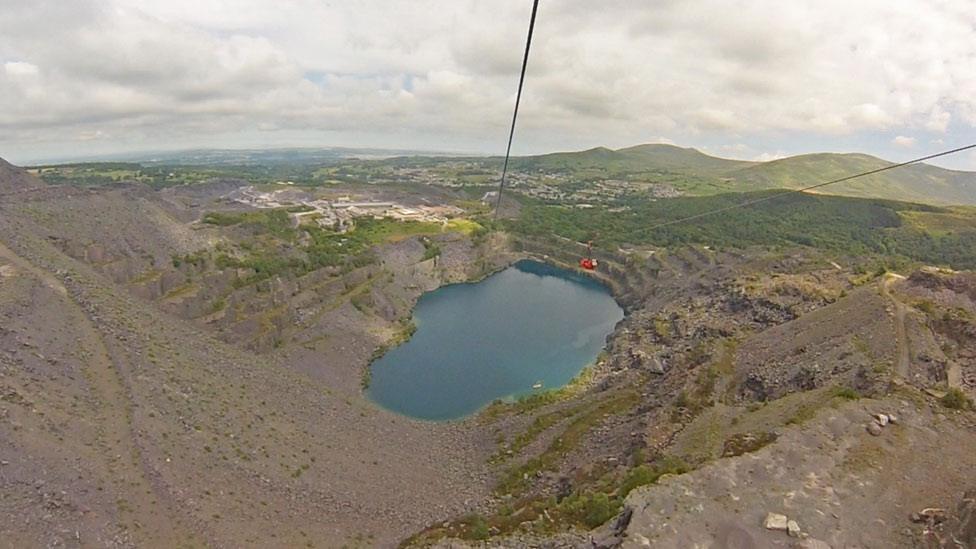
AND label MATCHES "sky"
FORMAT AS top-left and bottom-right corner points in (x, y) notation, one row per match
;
(2, 0), (976, 169)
